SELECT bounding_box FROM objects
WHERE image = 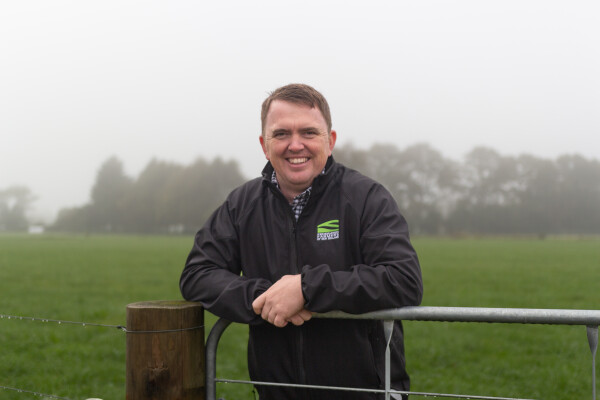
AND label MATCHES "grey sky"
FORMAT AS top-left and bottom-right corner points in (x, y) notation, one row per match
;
(1, 0), (598, 223)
